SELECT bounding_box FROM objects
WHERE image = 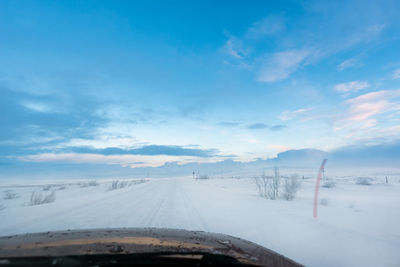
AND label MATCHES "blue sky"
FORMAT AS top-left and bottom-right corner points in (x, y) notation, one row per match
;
(1, 0), (400, 169)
